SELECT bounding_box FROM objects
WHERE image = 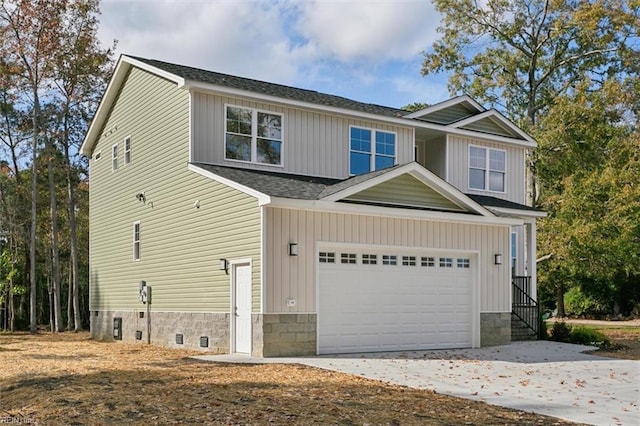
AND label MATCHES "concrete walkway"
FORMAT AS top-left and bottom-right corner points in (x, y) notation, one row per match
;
(194, 341), (640, 426)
